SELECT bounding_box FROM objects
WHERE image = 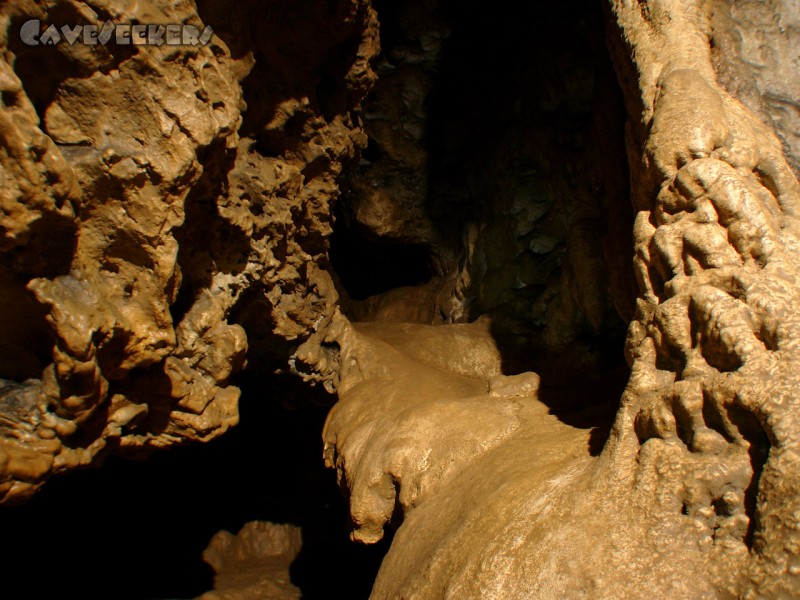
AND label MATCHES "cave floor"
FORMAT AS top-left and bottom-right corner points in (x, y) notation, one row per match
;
(322, 319), (622, 597)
